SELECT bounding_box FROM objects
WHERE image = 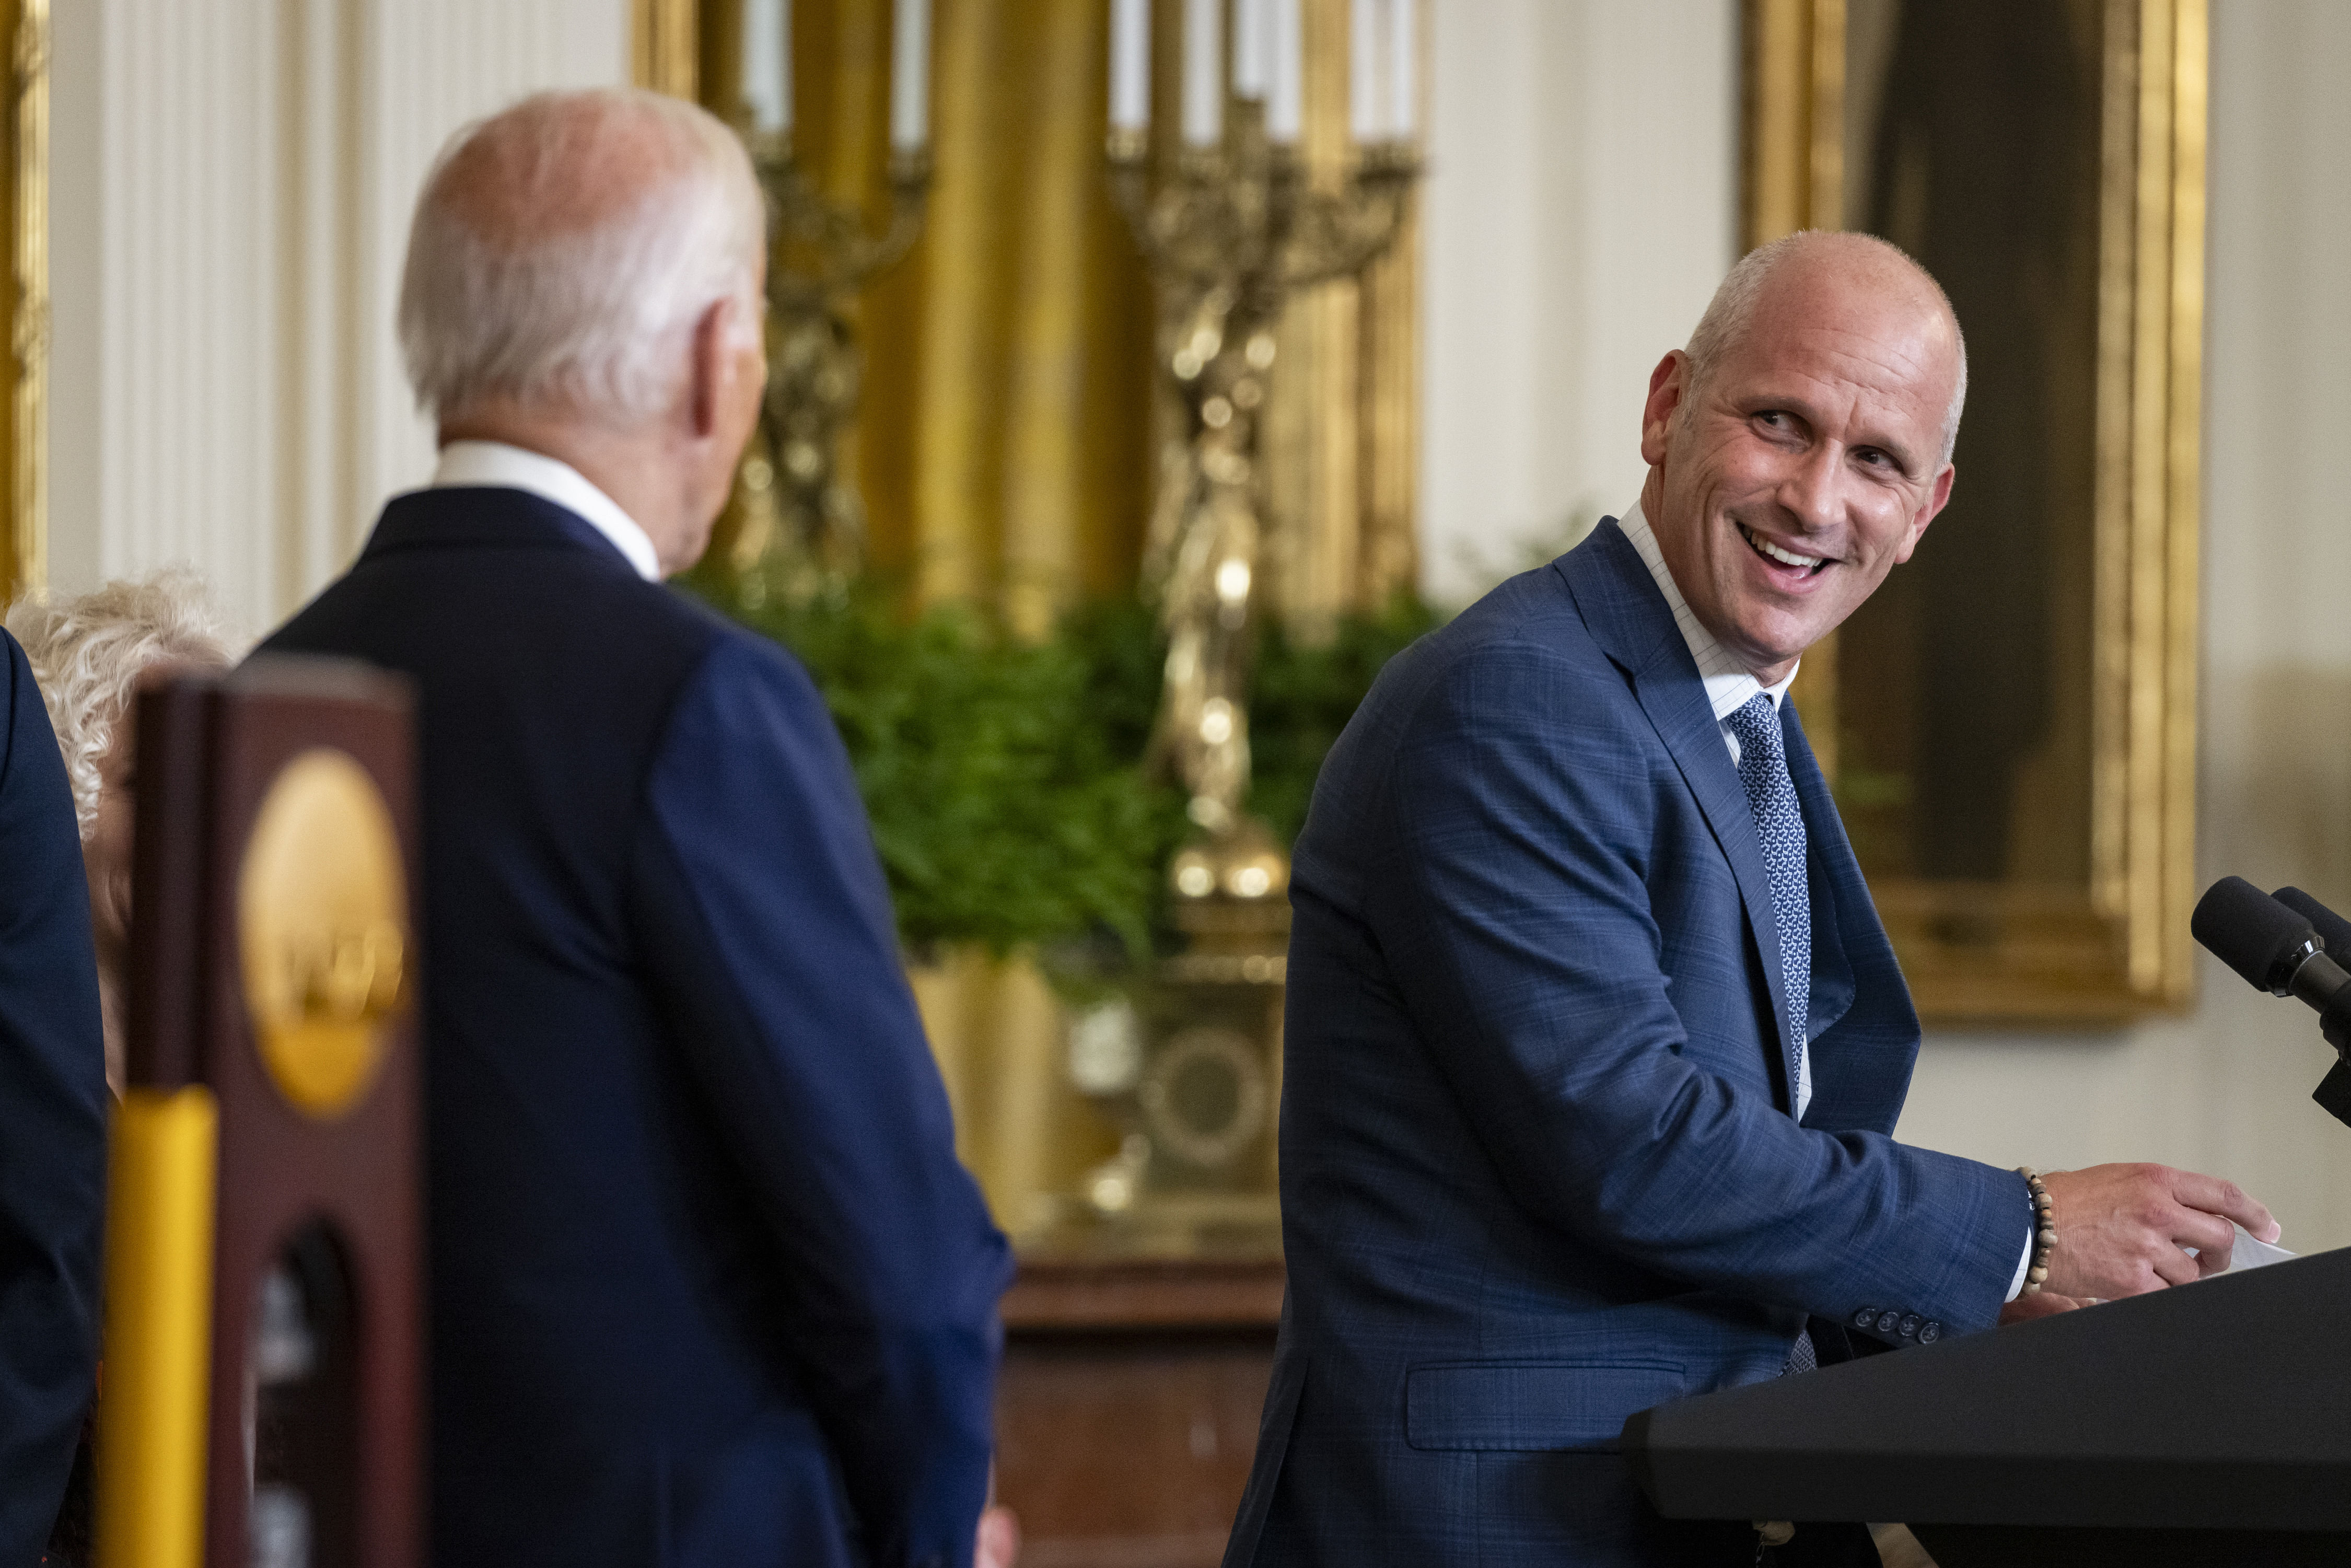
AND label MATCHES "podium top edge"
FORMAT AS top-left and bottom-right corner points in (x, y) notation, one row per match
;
(144, 653), (415, 712)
